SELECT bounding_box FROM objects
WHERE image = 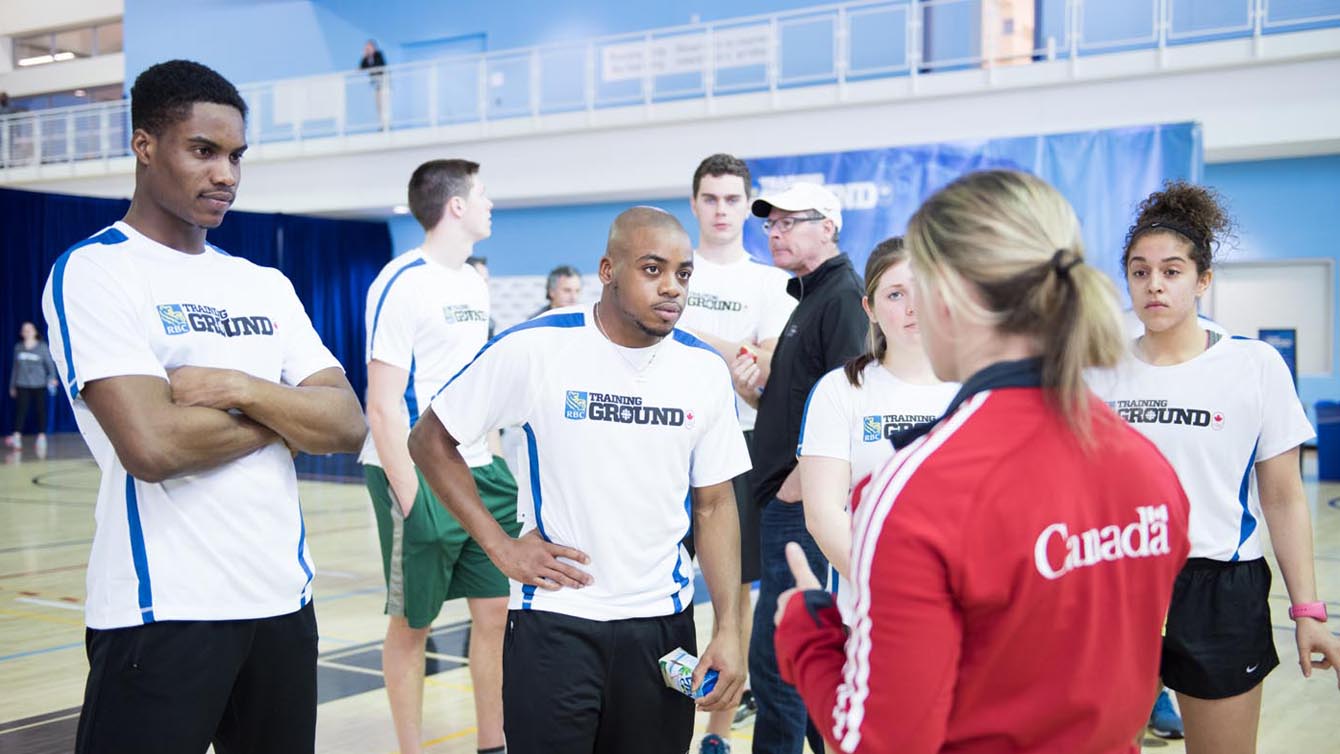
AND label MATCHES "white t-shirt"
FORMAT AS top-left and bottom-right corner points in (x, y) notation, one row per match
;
(677, 253), (796, 431)
(41, 222), (341, 629)
(1089, 337), (1315, 562)
(358, 249), (492, 468)
(429, 305), (752, 621)
(798, 361), (958, 619)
